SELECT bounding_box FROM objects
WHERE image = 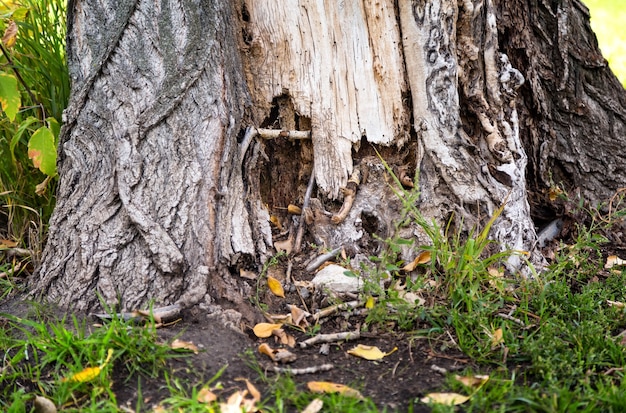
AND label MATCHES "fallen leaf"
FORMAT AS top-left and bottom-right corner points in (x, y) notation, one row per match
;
(454, 374), (490, 390)
(258, 343), (276, 361)
(196, 386), (217, 403)
(253, 322), (282, 338)
(301, 398), (323, 413)
(0, 239), (18, 248)
(287, 204), (302, 214)
(608, 300), (626, 308)
(239, 268), (257, 280)
(365, 296), (375, 309)
(491, 328), (504, 348)
(63, 348), (113, 383)
(548, 186), (564, 202)
(289, 304), (309, 329)
(220, 390), (257, 413)
(274, 348), (297, 363)
(273, 238), (292, 254)
(307, 381), (363, 399)
(268, 275), (285, 297)
(236, 377), (261, 402)
(33, 395), (57, 413)
(170, 339), (199, 354)
(402, 251), (431, 272)
(272, 328), (296, 347)
(488, 267), (504, 278)
(347, 344), (397, 361)
(2, 20), (17, 48)
(421, 392), (470, 406)
(605, 255), (626, 269)
(269, 215), (283, 230)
